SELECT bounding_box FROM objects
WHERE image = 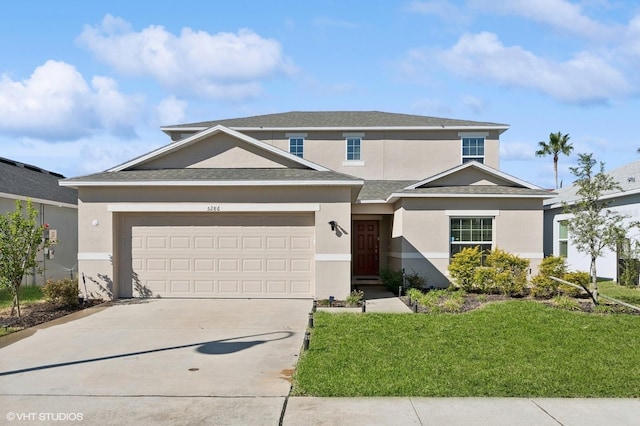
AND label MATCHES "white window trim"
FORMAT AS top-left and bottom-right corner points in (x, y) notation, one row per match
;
(287, 133), (306, 158)
(343, 132), (364, 162)
(554, 213), (573, 257)
(460, 132), (488, 164)
(449, 216), (495, 257)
